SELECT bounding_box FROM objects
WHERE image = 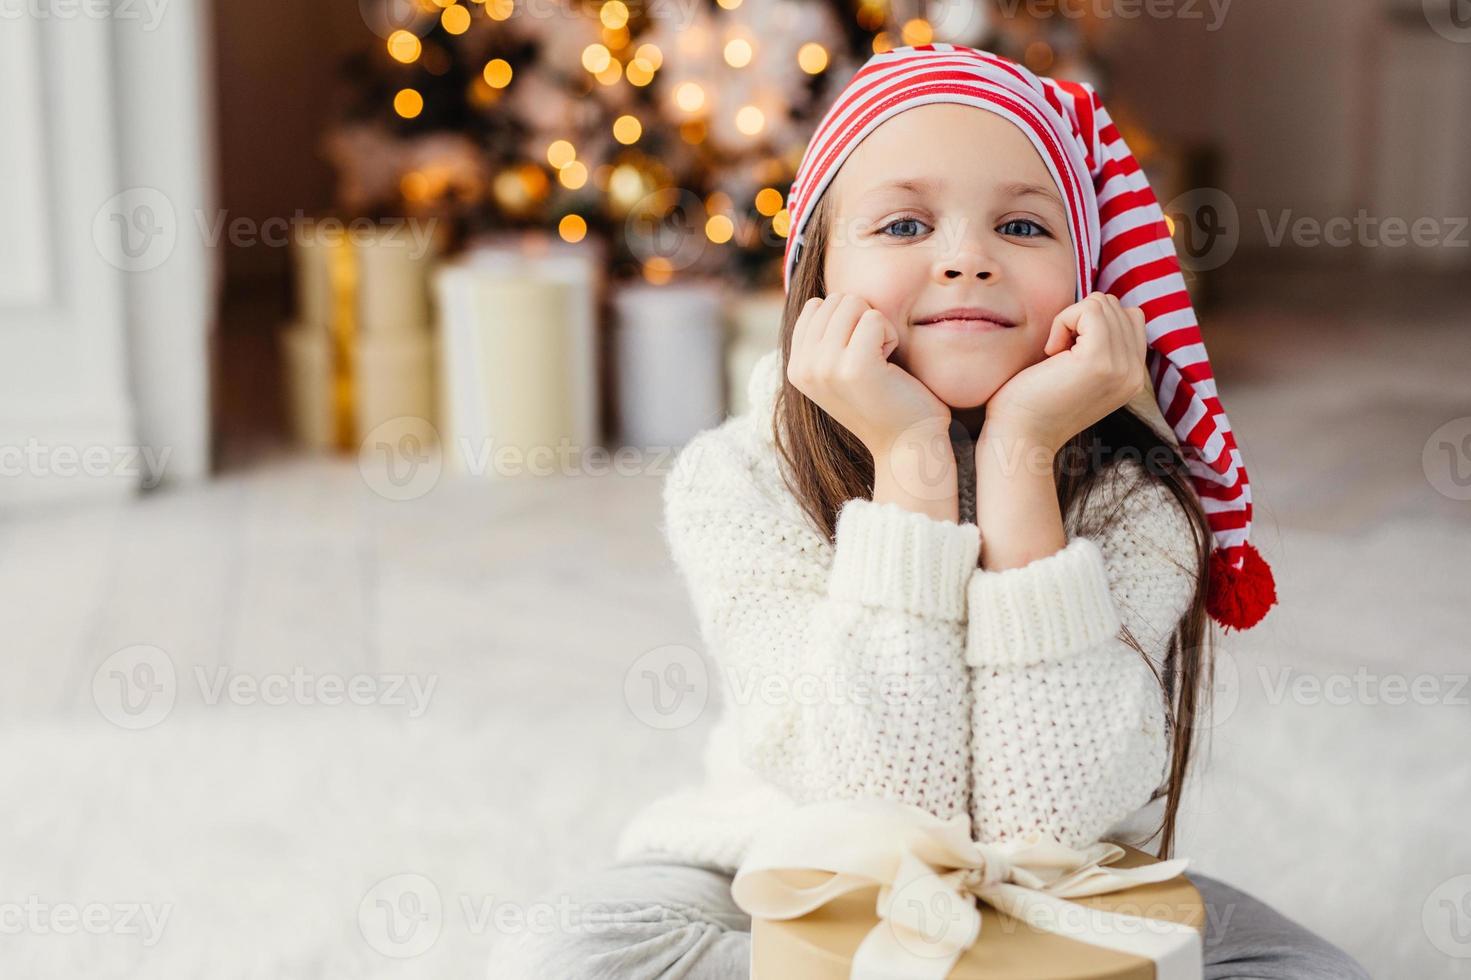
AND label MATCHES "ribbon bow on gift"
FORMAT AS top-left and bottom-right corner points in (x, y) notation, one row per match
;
(731, 797), (1203, 980)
